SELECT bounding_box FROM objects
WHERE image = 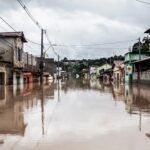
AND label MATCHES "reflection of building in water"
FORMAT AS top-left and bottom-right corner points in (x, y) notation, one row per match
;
(125, 84), (150, 114)
(146, 133), (150, 139)
(112, 83), (125, 101)
(90, 80), (112, 92)
(61, 79), (91, 93)
(125, 84), (150, 135)
(112, 61), (125, 82)
(0, 83), (54, 136)
(0, 86), (6, 108)
(0, 87), (26, 136)
(61, 79), (112, 93)
(90, 80), (104, 90)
